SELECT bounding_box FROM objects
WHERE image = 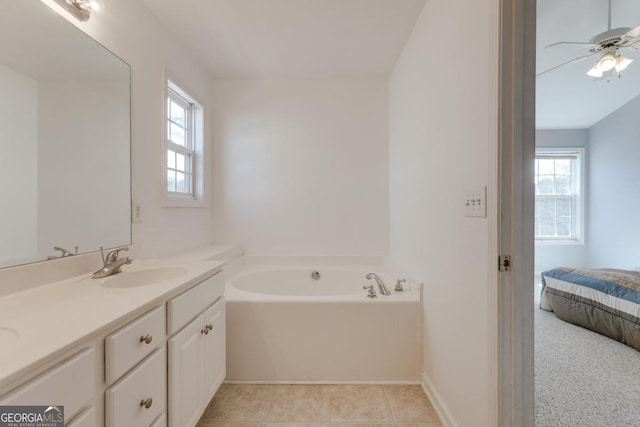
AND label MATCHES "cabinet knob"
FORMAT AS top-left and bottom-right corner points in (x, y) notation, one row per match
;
(201, 327), (209, 335)
(140, 398), (153, 409)
(139, 334), (153, 344)
(206, 323), (213, 331)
